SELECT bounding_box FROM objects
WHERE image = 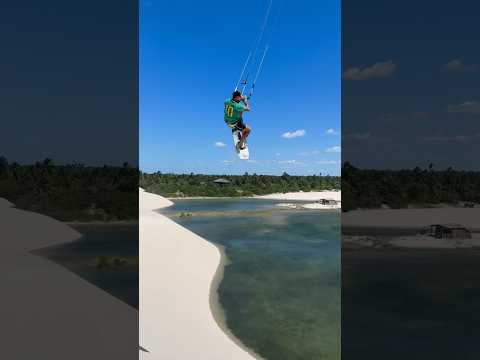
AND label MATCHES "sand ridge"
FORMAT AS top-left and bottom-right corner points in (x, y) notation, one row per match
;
(139, 189), (261, 359)
(1, 198), (138, 359)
